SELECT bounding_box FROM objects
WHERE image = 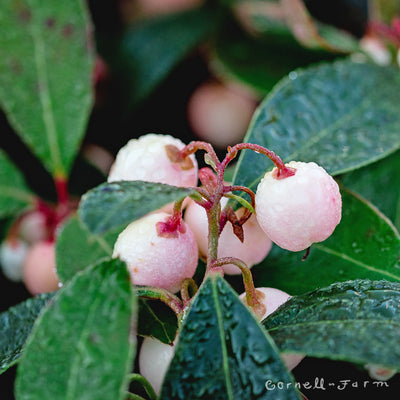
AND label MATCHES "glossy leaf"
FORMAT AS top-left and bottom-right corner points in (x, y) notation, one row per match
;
(0, 0), (94, 177)
(339, 150), (400, 231)
(101, 6), (221, 108)
(78, 181), (196, 234)
(0, 293), (54, 374)
(161, 275), (301, 399)
(55, 215), (118, 283)
(263, 279), (400, 370)
(15, 259), (136, 400)
(232, 59), (400, 193)
(0, 150), (35, 217)
(252, 188), (400, 295)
